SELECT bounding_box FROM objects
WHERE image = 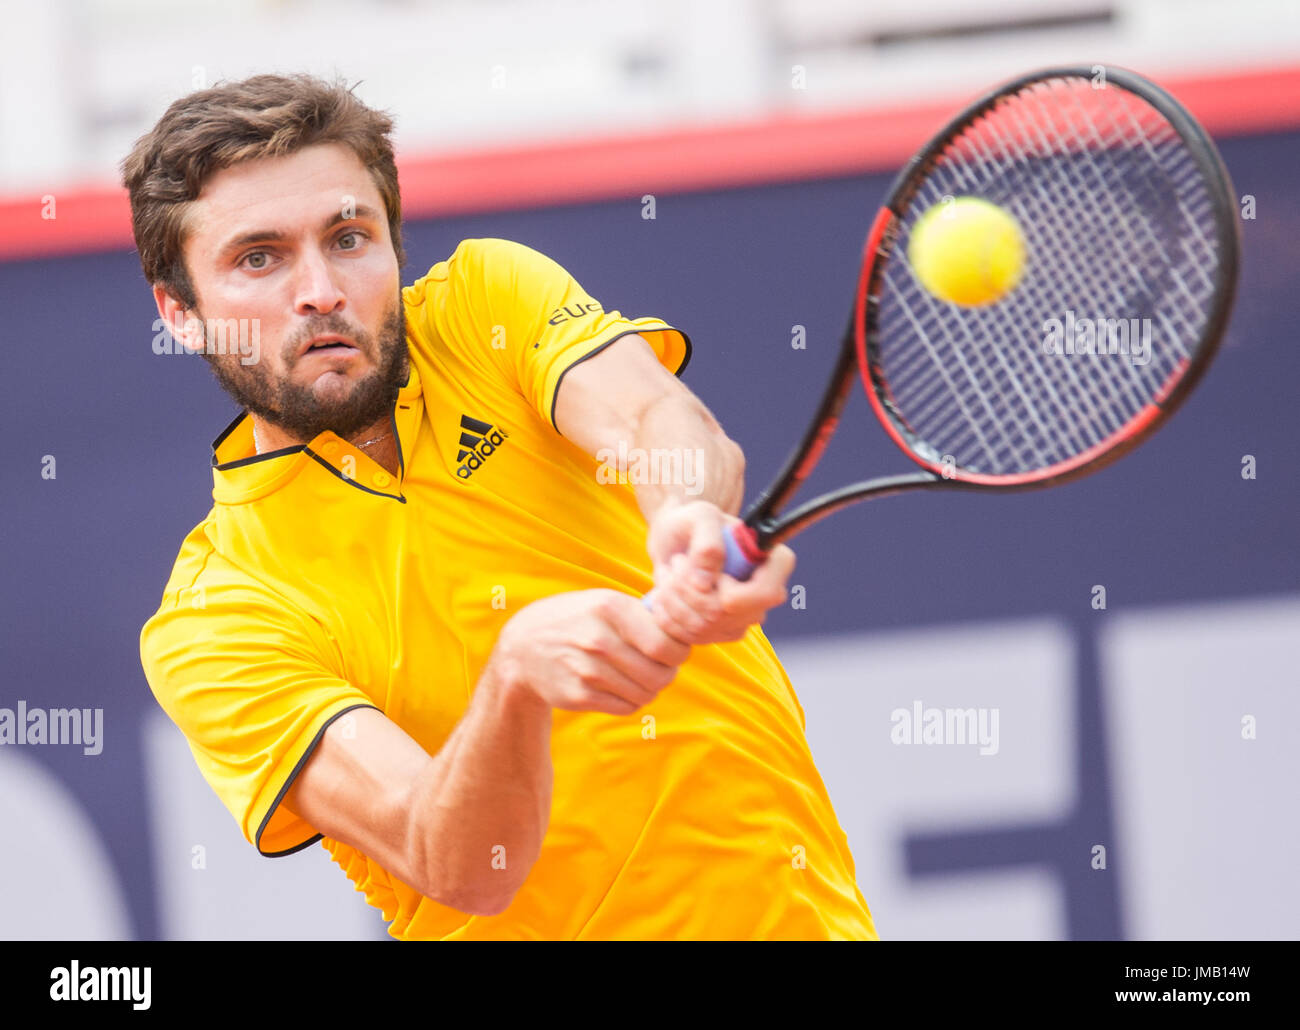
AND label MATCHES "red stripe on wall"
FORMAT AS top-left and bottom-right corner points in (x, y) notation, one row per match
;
(3, 63), (1298, 261)
(1, 186), (134, 261)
